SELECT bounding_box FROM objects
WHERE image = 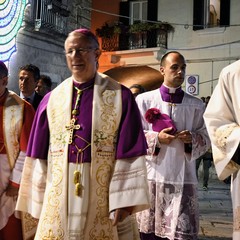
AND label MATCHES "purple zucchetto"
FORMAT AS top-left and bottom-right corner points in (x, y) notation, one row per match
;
(72, 28), (99, 48)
